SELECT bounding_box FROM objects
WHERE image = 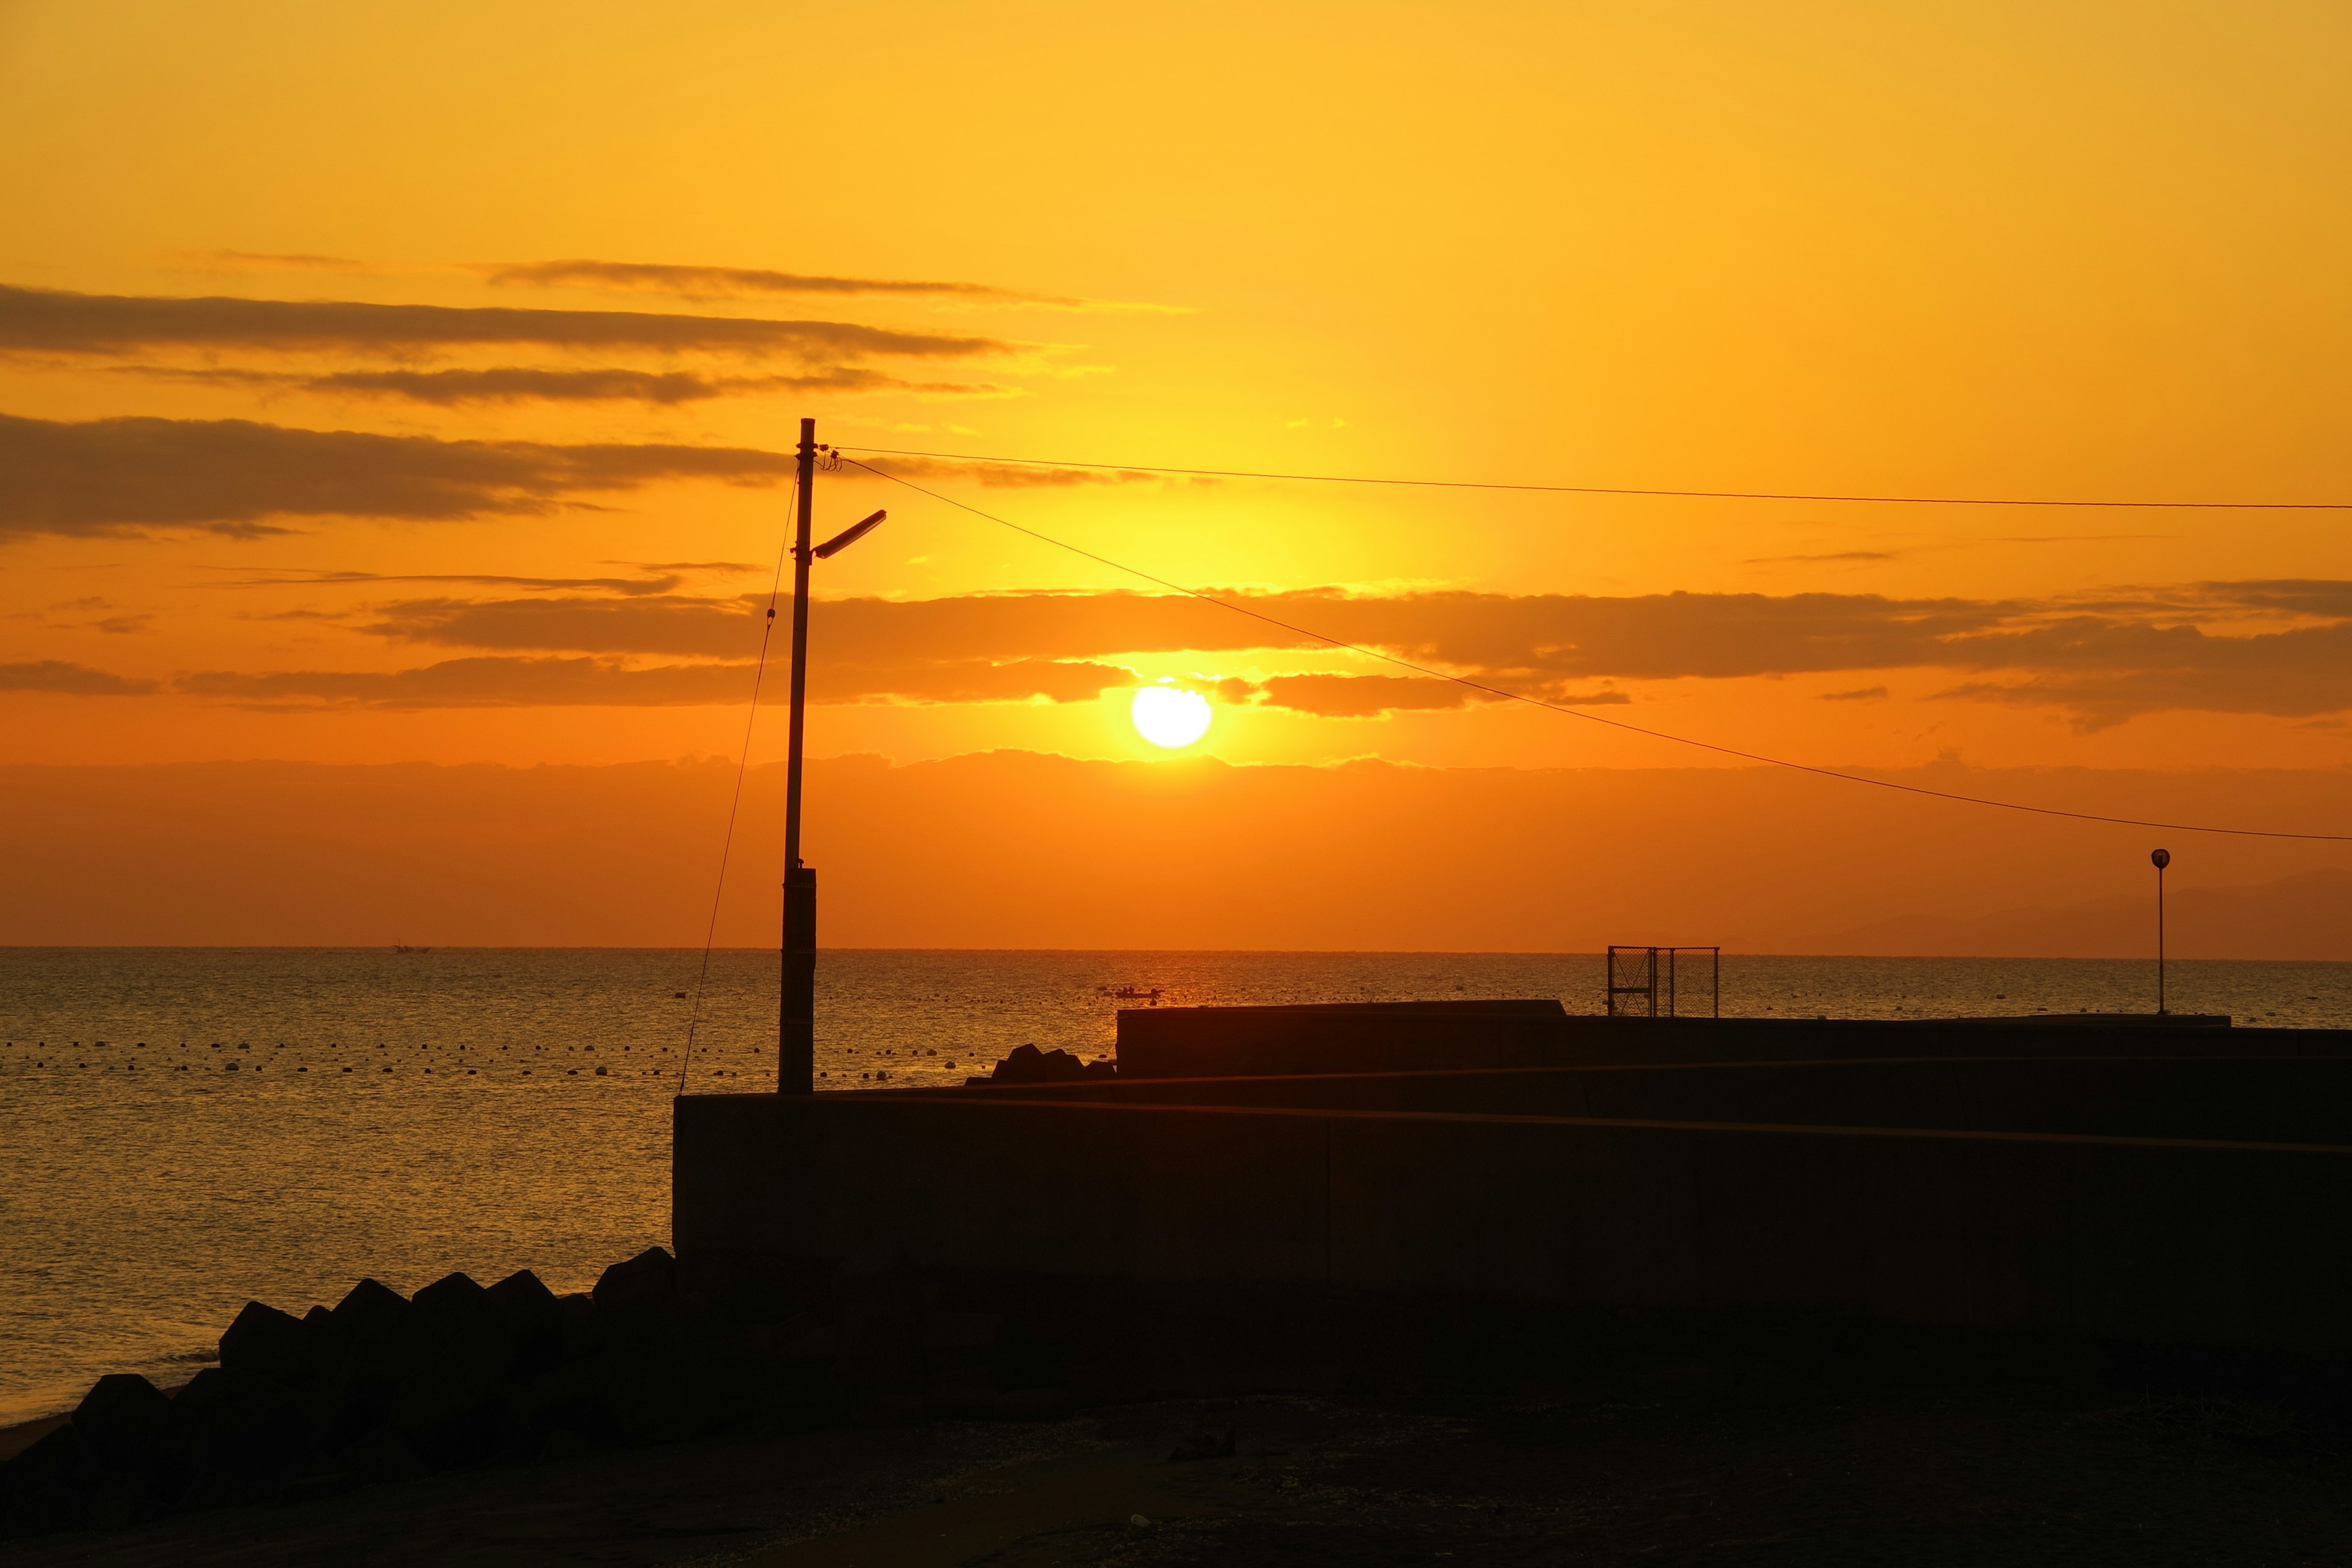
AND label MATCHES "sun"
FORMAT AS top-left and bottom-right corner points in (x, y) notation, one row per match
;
(1131, 682), (1212, 748)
